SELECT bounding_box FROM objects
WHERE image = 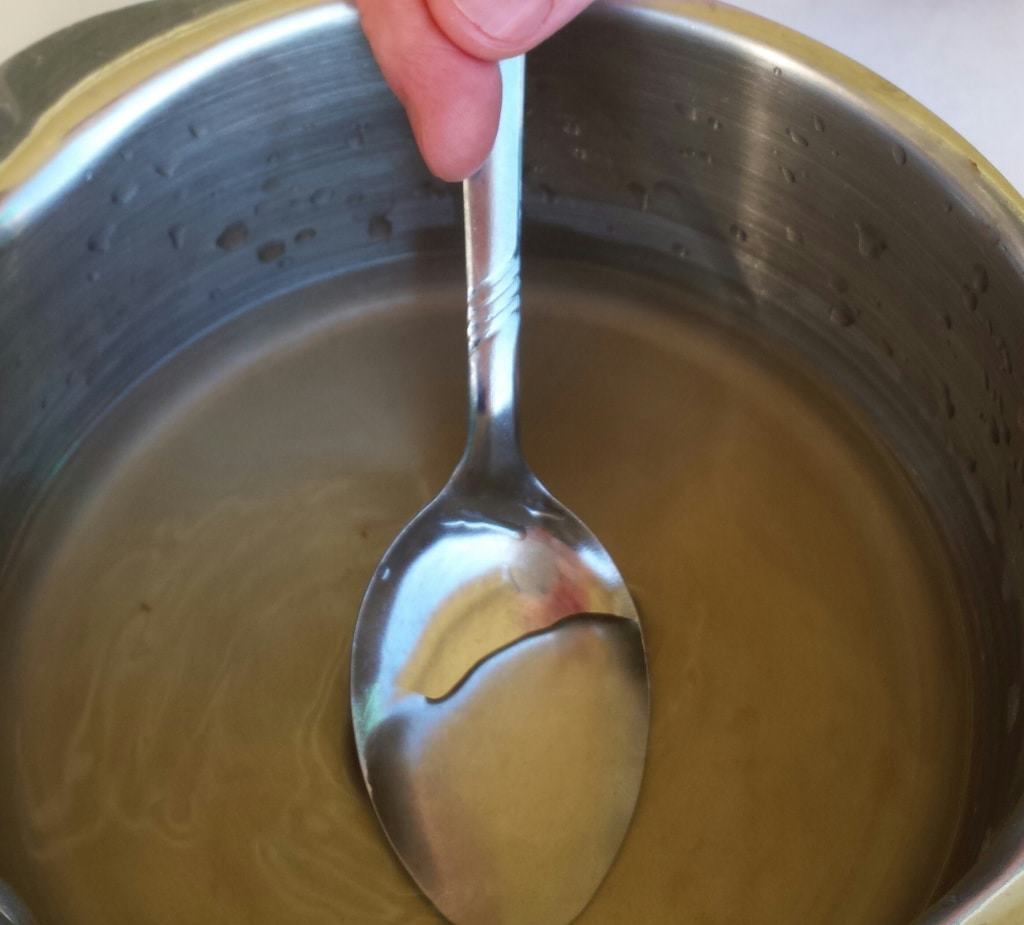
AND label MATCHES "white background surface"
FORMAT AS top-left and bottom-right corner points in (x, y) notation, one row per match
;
(2, 0), (1023, 192)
